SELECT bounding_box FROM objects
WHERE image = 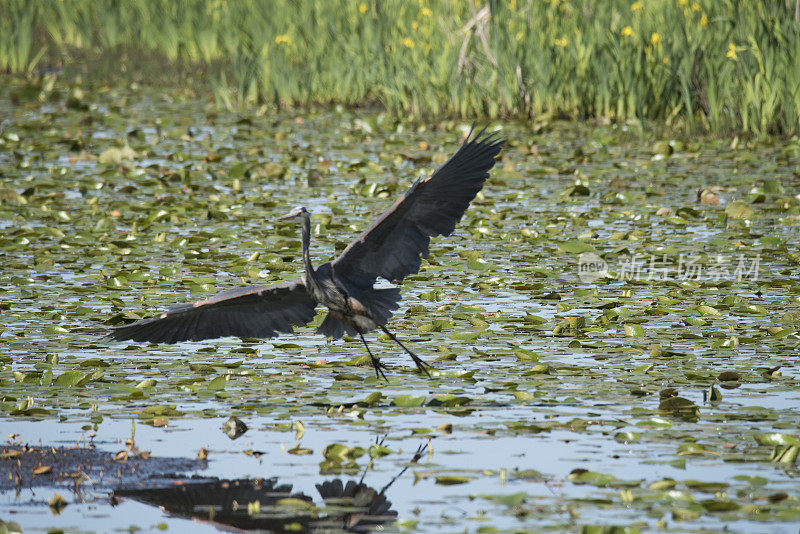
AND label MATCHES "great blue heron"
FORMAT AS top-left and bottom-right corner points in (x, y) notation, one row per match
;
(108, 127), (504, 378)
